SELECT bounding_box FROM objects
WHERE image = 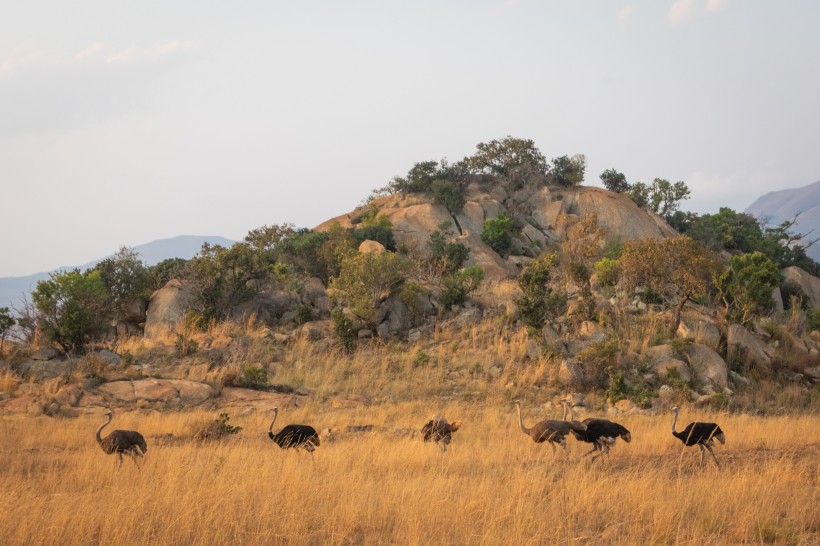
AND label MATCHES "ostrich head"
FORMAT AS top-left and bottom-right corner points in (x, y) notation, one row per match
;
(671, 406), (679, 413)
(104, 409), (113, 417)
(450, 421), (462, 432)
(621, 431), (632, 443)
